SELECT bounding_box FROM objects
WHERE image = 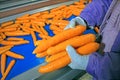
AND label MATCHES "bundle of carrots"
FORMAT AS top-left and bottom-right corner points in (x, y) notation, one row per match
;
(32, 25), (100, 74)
